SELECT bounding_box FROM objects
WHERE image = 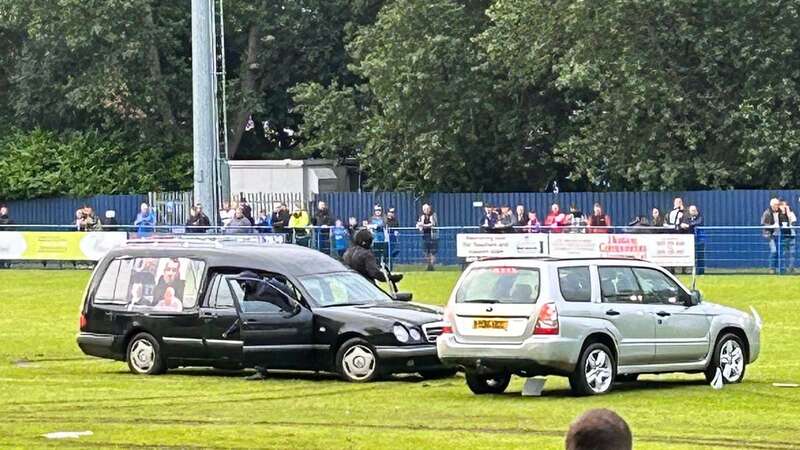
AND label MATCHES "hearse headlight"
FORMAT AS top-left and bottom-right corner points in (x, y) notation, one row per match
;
(393, 324), (410, 343)
(409, 328), (422, 342)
